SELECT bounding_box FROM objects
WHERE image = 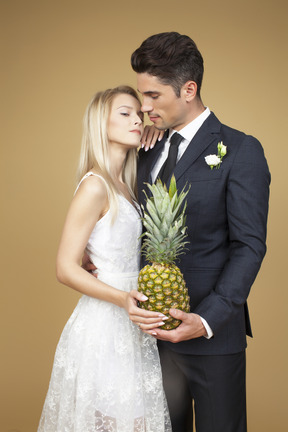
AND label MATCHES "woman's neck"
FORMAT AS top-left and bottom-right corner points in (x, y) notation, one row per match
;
(109, 145), (128, 184)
